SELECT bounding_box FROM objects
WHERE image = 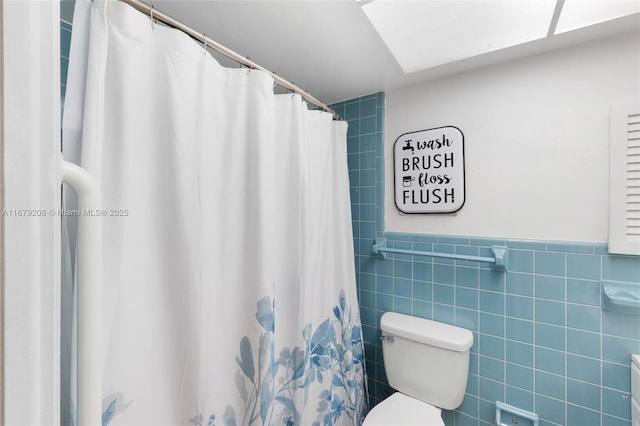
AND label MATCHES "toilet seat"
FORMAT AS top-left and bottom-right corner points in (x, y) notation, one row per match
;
(363, 392), (444, 426)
